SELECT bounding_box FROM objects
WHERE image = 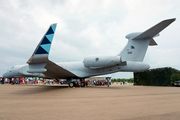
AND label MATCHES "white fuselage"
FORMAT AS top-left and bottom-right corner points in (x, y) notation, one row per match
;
(3, 60), (150, 79)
